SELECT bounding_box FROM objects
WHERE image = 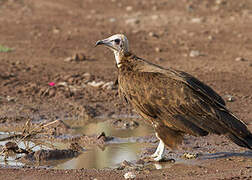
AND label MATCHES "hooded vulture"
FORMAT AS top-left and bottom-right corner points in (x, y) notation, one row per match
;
(95, 34), (252, 161)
